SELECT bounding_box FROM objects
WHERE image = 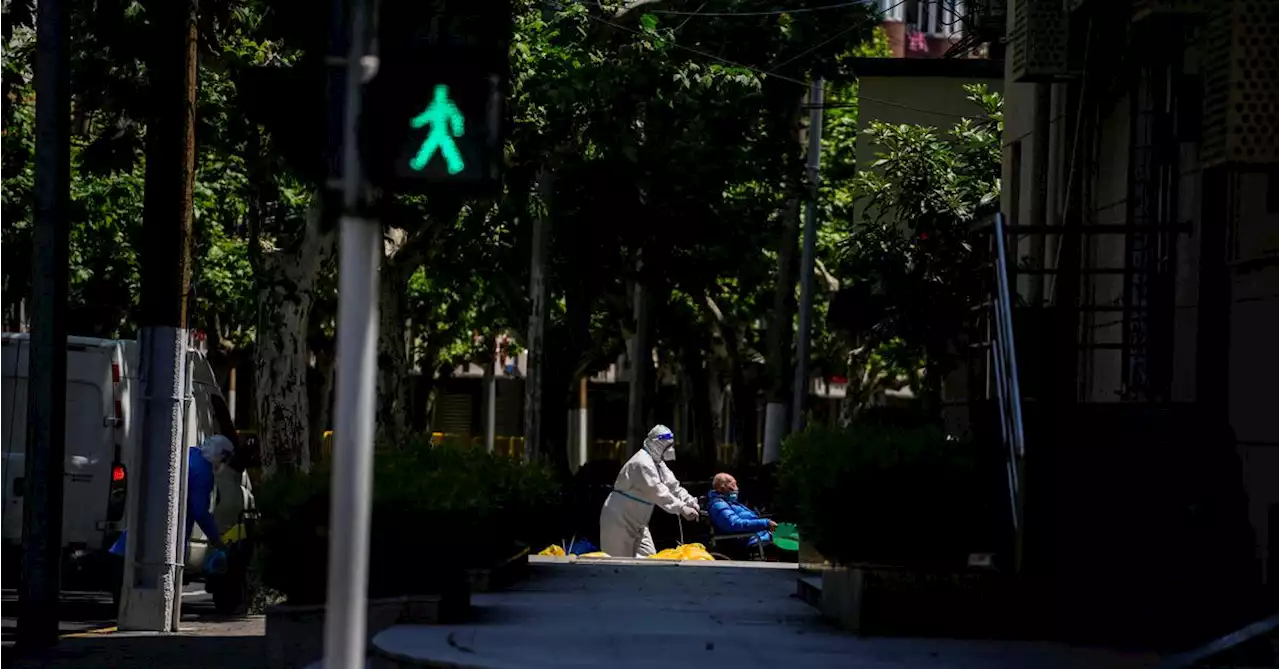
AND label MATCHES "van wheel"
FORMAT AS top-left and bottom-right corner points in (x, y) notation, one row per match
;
(212, 575), (248, 616)
(107, 556), (124, 609)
